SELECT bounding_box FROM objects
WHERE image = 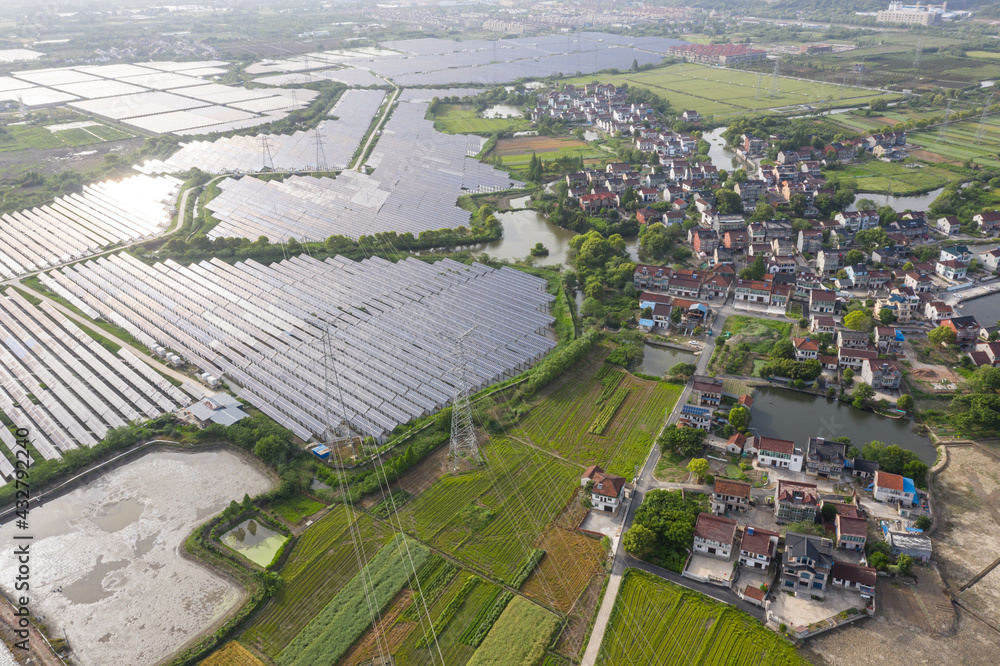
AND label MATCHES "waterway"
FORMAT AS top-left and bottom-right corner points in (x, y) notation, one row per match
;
(638, 343), (696, 376)
(750, 386), (936, 464)
(0, 448), (274, 666)
(847, 186), (944, 212)
(954, 290), (1000, 326)
(704, 128), (742, 172)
